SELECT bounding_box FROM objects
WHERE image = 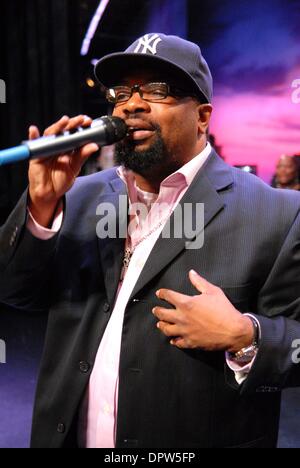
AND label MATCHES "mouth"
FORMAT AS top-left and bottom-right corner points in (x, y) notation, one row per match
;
(126, 120), (156, 142)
